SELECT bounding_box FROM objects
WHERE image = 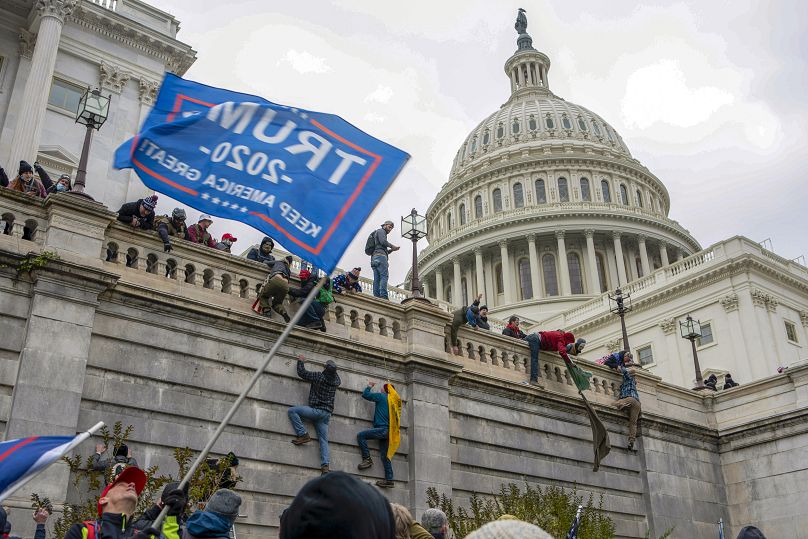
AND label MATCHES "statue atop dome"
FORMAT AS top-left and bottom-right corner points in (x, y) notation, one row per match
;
(515, 8), (528, 35)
